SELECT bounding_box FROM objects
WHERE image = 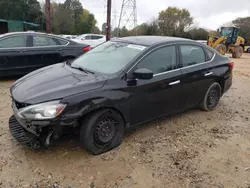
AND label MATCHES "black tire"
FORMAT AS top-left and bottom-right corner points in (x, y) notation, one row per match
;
(200, 83), (222, 111)
(80, 109), (125, 155)
(232, 46), (243, 58)
(248, 48), (250, 53)
(215, 44), (227, 55)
